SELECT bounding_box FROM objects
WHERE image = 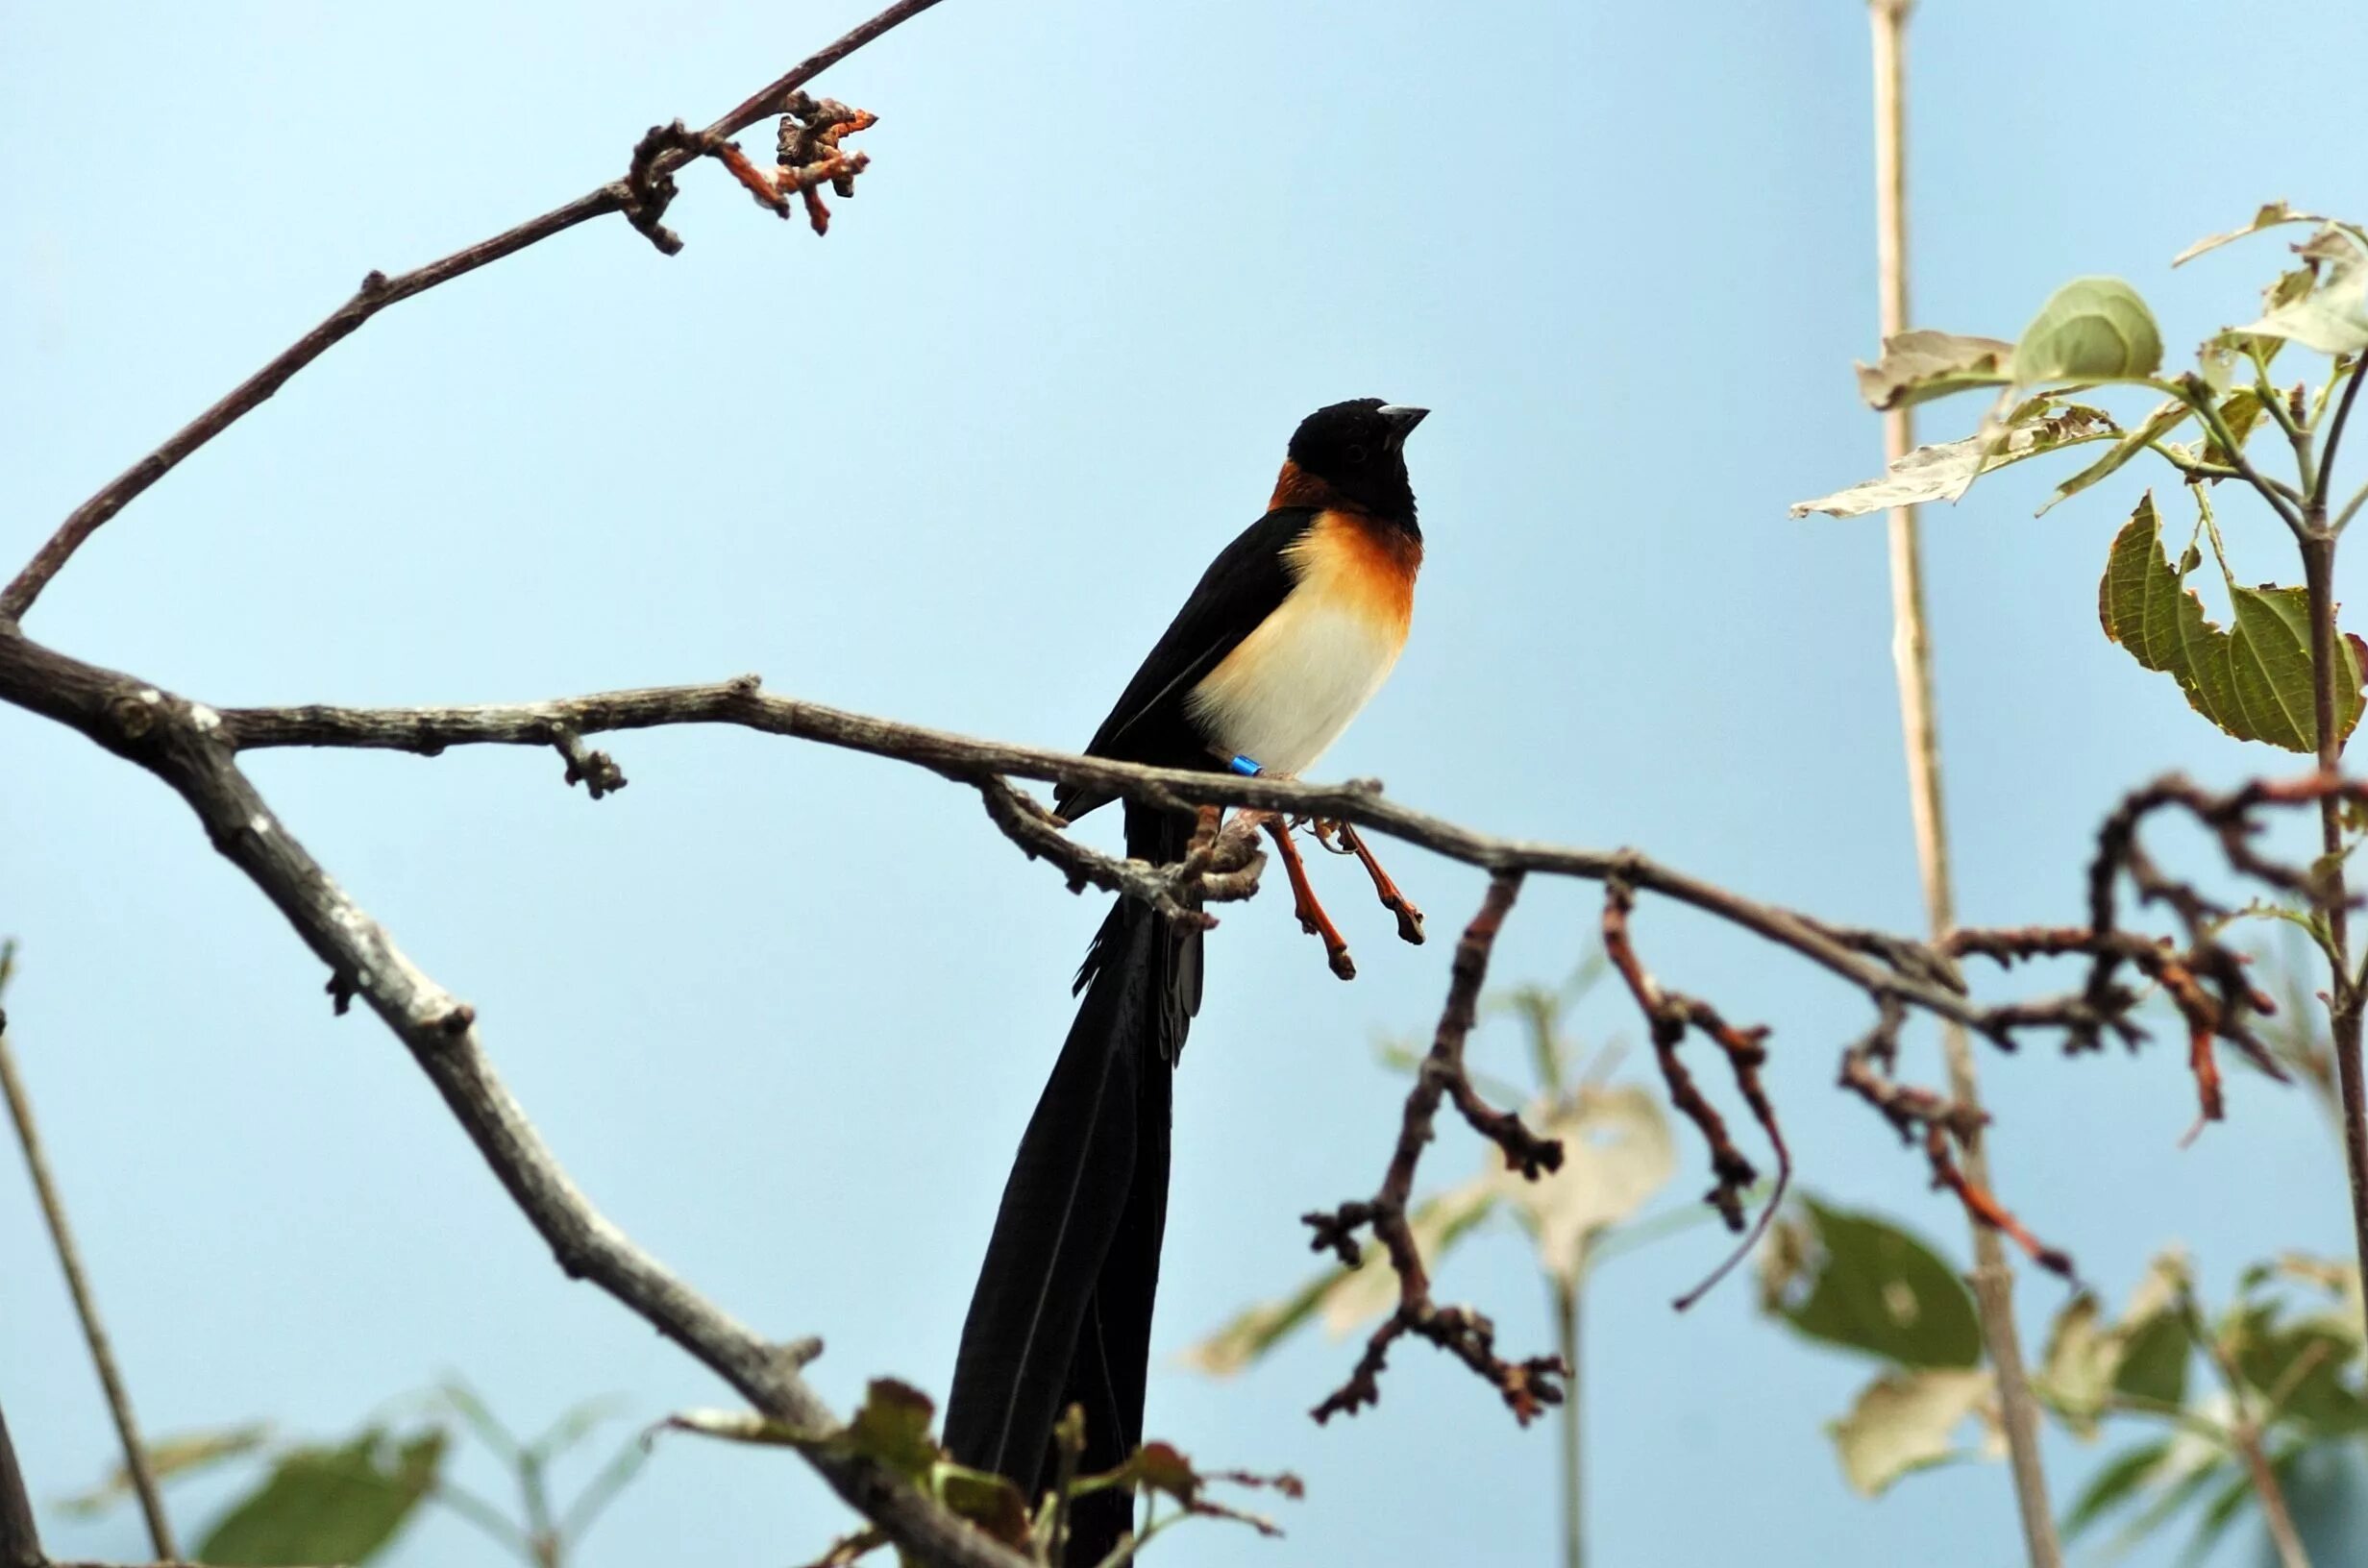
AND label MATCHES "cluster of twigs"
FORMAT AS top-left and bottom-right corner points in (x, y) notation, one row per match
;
(1299, 873), (1567, 1425)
